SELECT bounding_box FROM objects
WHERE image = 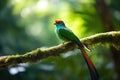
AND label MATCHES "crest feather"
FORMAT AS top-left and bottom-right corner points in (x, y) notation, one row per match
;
(55, 20), (63, 24)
